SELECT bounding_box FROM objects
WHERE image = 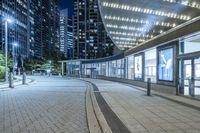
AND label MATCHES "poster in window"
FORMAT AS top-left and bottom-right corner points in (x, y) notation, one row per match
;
(158, 48), (174, 81)
(135, 55), (143, 79)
